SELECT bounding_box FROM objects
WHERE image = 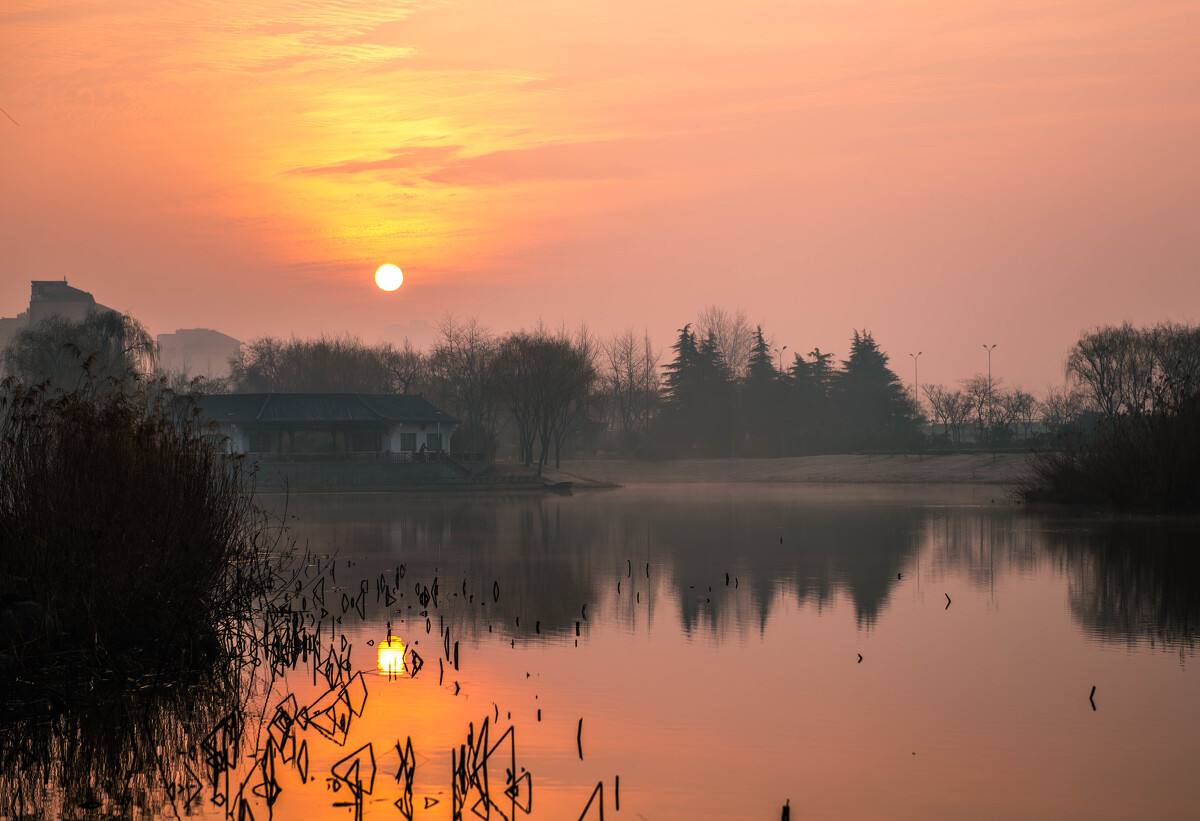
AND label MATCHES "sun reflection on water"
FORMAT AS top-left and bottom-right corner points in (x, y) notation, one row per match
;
(376, 636), (407, 676)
